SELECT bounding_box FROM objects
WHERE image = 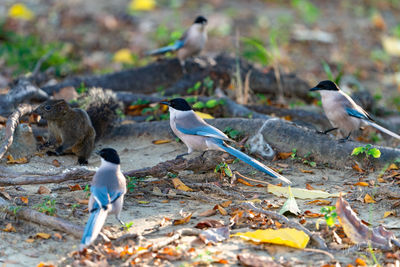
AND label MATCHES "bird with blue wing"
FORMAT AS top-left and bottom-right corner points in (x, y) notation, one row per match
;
(310, 80), (400, 141)
(80, 148), (126, 250)
(161, 98), (292, 184)
(146, 16), (208, 69)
